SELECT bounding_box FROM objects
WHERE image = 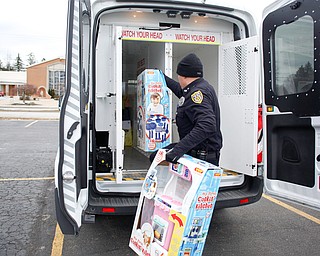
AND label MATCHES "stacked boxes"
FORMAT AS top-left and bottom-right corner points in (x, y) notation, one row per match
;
(129, 150), (223, 256)
(137, 69), (171, 152)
